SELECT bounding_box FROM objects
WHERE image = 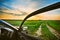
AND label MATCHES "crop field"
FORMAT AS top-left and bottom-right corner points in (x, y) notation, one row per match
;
(4, 20), (42, 34)
(41, 23), (58, 40)
(47, 20), (60, 33)
(4, 20), (60, 40)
